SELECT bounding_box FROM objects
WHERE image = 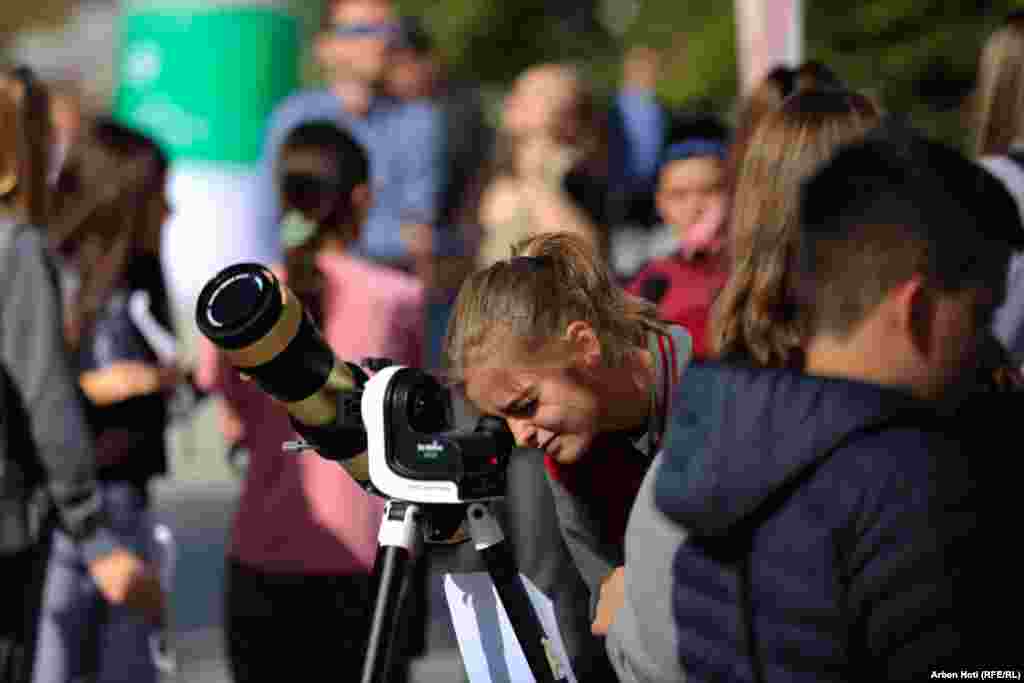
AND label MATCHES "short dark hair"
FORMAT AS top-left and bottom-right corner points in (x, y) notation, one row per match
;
(94, 116), (169, 177)
(795, 60), (844, 92)
(278, 120), (369, 220)
(277, 120), (371, 325)
(798, 120), (1024, 337)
